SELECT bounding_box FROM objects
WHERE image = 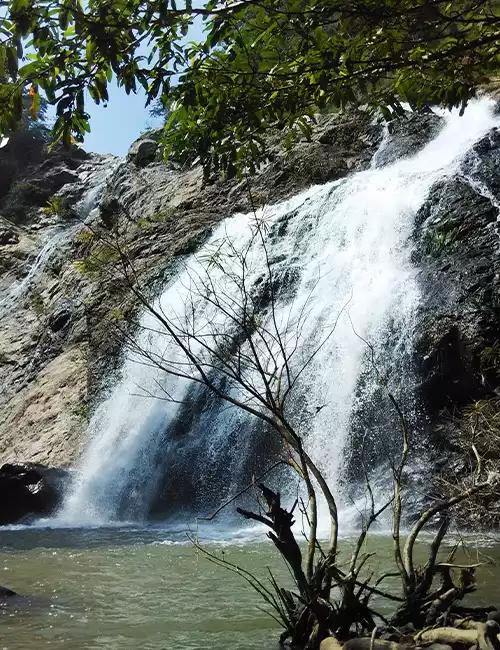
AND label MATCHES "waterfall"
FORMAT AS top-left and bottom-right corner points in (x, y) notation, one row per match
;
(60, 98), (500, 528)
